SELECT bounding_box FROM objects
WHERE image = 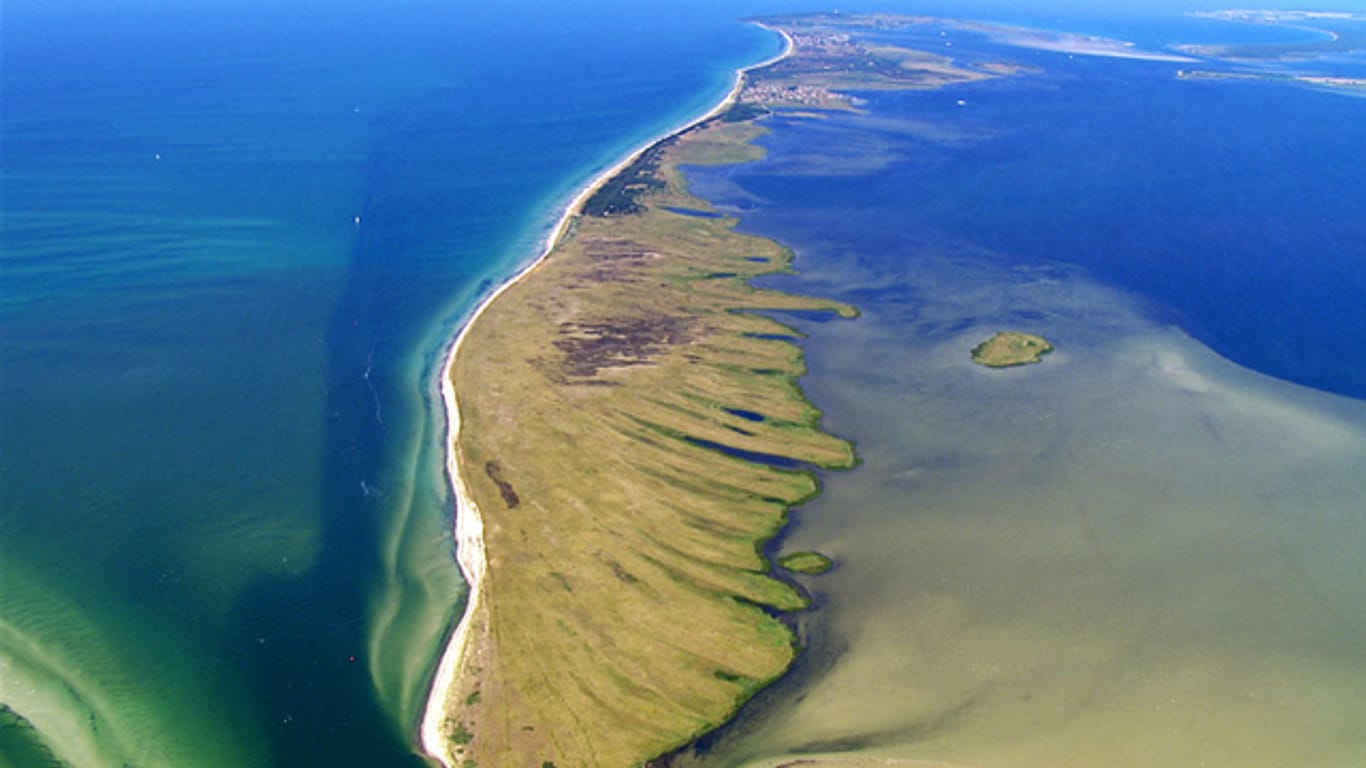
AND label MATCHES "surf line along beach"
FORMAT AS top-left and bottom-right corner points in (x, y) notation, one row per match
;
(418, 25), (795, 767)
